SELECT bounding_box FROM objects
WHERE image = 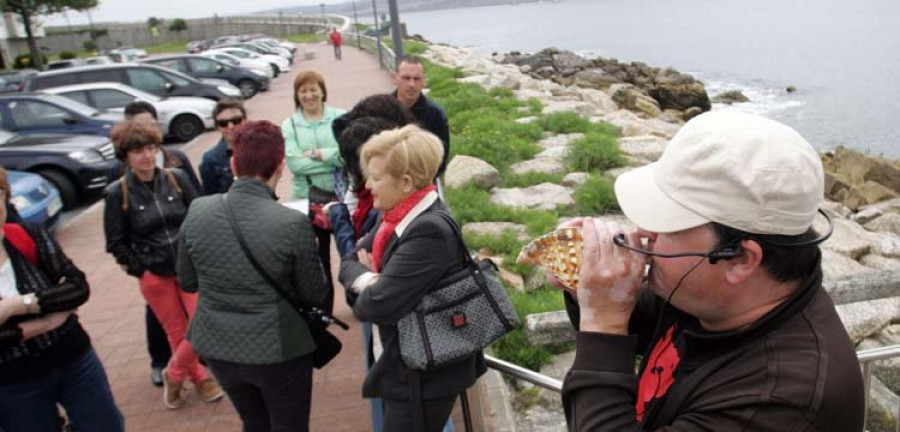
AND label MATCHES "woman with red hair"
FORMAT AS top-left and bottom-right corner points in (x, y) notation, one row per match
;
(178, 120), (331, 431)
